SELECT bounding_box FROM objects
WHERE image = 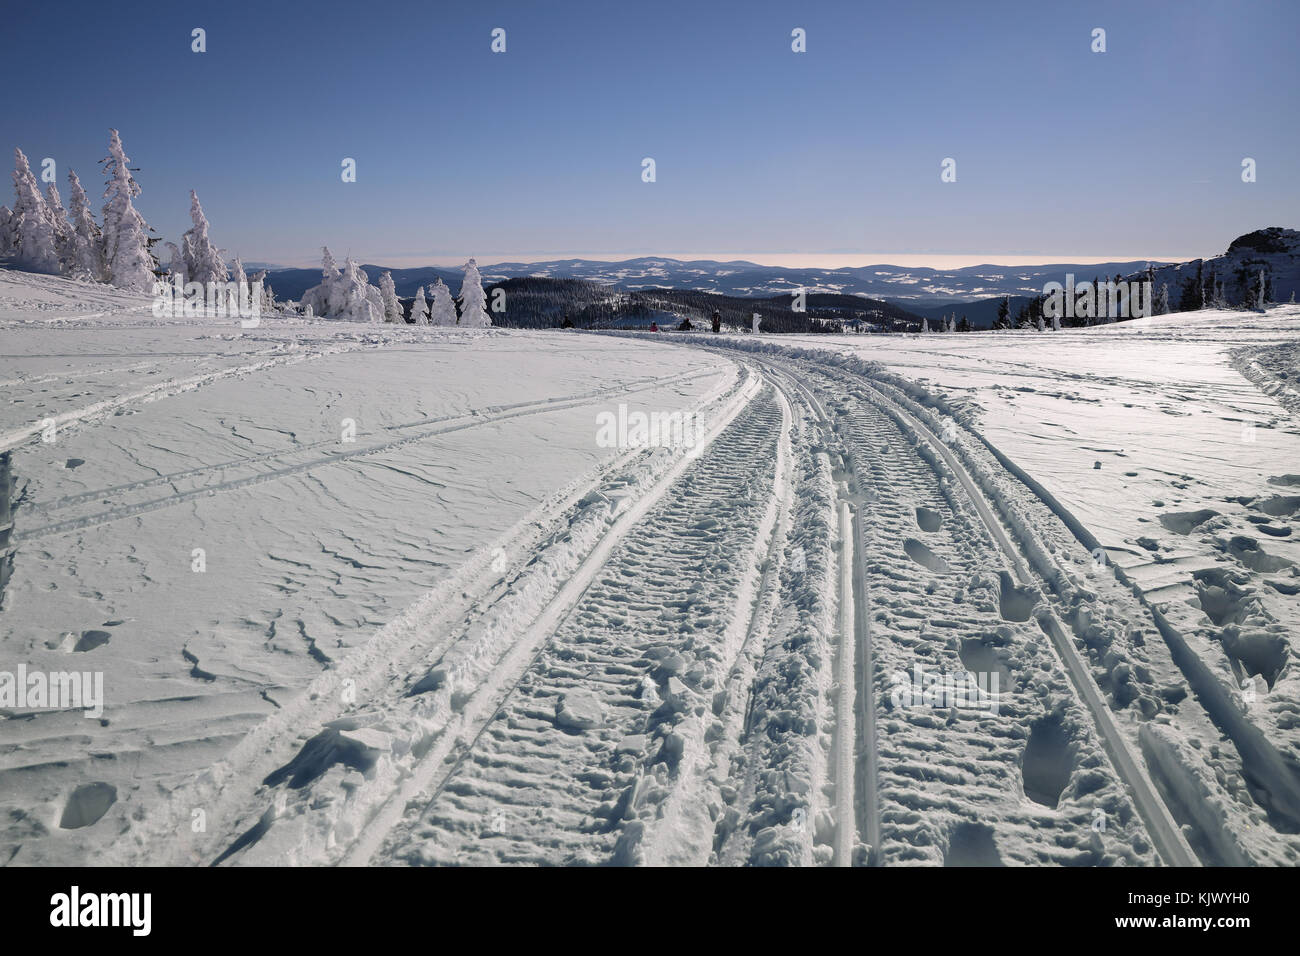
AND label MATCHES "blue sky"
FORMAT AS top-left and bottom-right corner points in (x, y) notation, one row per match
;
(3, 0), (1296, 266)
